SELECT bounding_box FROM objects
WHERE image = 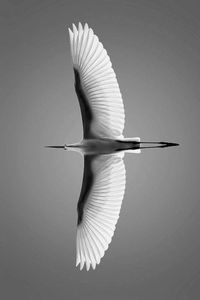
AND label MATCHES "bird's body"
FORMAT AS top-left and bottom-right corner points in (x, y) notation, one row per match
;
(65, 137), (141, 155)
(46, 22), (179, 271)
